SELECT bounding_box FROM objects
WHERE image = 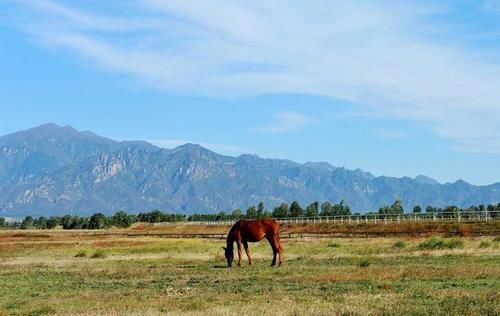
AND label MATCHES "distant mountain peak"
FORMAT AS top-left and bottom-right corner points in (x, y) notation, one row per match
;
(36, 122), (62, 129)
(1, 123), (117, 145)
(303, 161), (336, 172)
(414, 175), (439, 185)
(30, 123), (80, 134)
(0, 123), (499, 217)
(176, 143), (205, 150)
